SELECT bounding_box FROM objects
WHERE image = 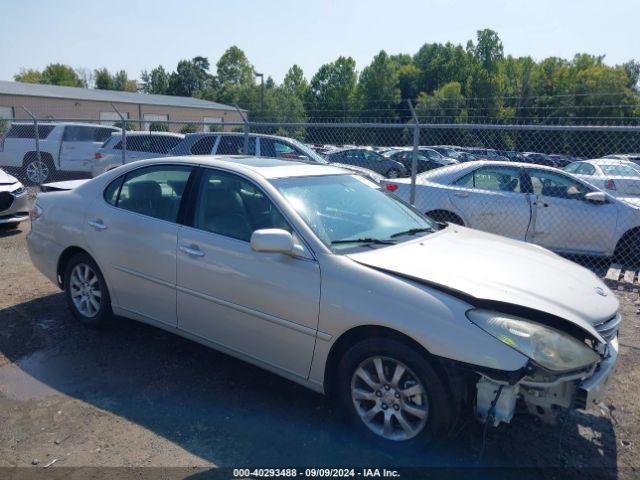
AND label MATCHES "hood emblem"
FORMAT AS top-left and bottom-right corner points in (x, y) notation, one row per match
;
(595, 287), (608, 297)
